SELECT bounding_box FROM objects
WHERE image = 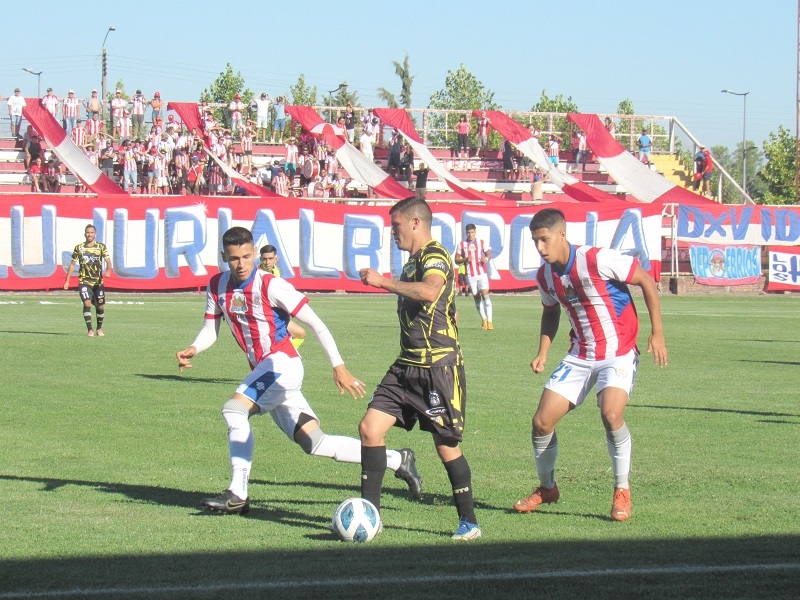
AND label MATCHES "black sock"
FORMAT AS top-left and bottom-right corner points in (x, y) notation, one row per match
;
(96, 309), (104, 331)
(361, 446), (387, 513)
(83, 308), (93, 331)
(444, 455), (476, 524)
